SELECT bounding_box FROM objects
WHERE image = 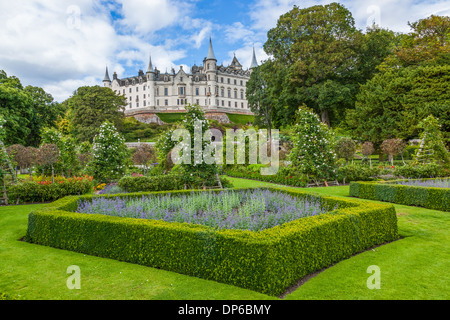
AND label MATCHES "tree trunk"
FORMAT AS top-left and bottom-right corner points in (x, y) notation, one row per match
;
(51, 165), (55, 184)
(321, 109), (330, 127)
